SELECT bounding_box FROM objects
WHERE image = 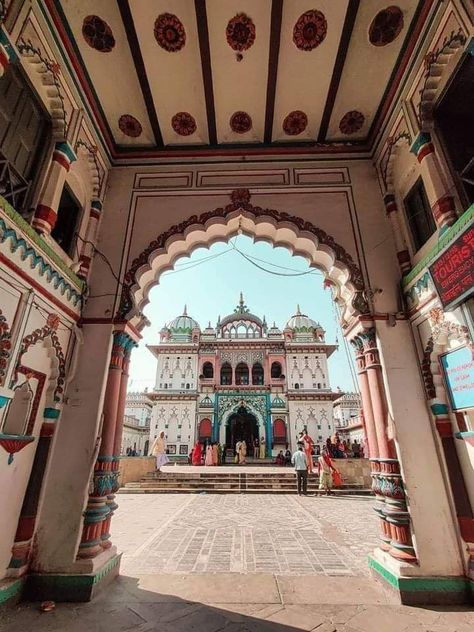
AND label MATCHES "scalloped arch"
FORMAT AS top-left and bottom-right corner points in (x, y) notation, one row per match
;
(119, 197), (369, 328)
(382, 131), (412, 193)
